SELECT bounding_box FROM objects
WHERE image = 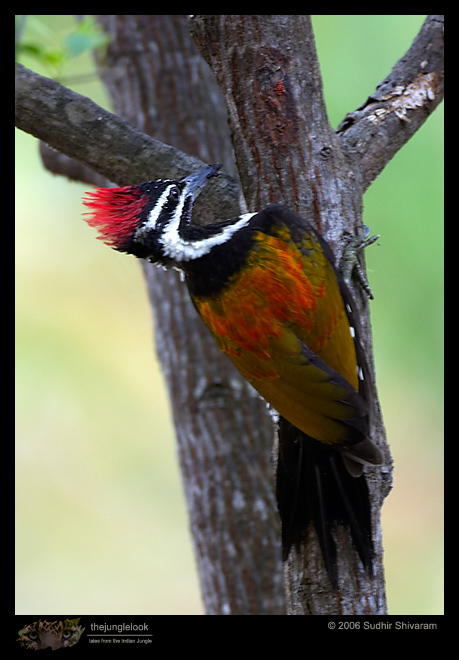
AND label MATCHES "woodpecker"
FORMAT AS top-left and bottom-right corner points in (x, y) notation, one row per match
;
(84, 163), (382, 587)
